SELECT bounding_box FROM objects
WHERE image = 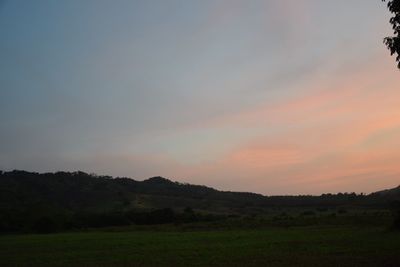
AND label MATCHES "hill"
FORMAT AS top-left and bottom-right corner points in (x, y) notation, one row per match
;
(371, 185), (400, 198)
(0, 170), (399, 232)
